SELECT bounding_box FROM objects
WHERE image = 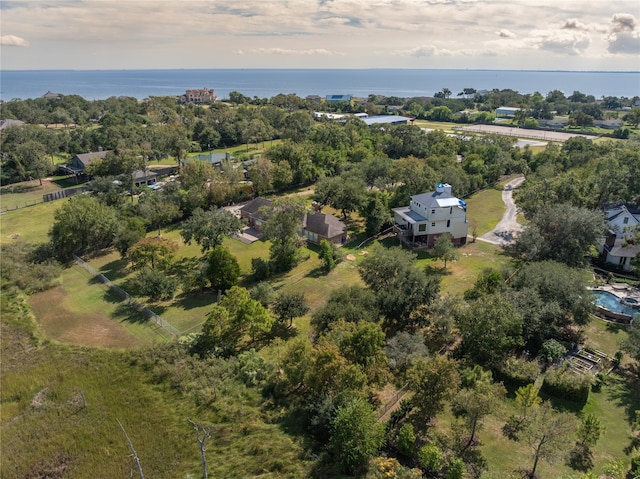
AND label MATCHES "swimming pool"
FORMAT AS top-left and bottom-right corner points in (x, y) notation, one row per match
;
(592, 290), (640, 317)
